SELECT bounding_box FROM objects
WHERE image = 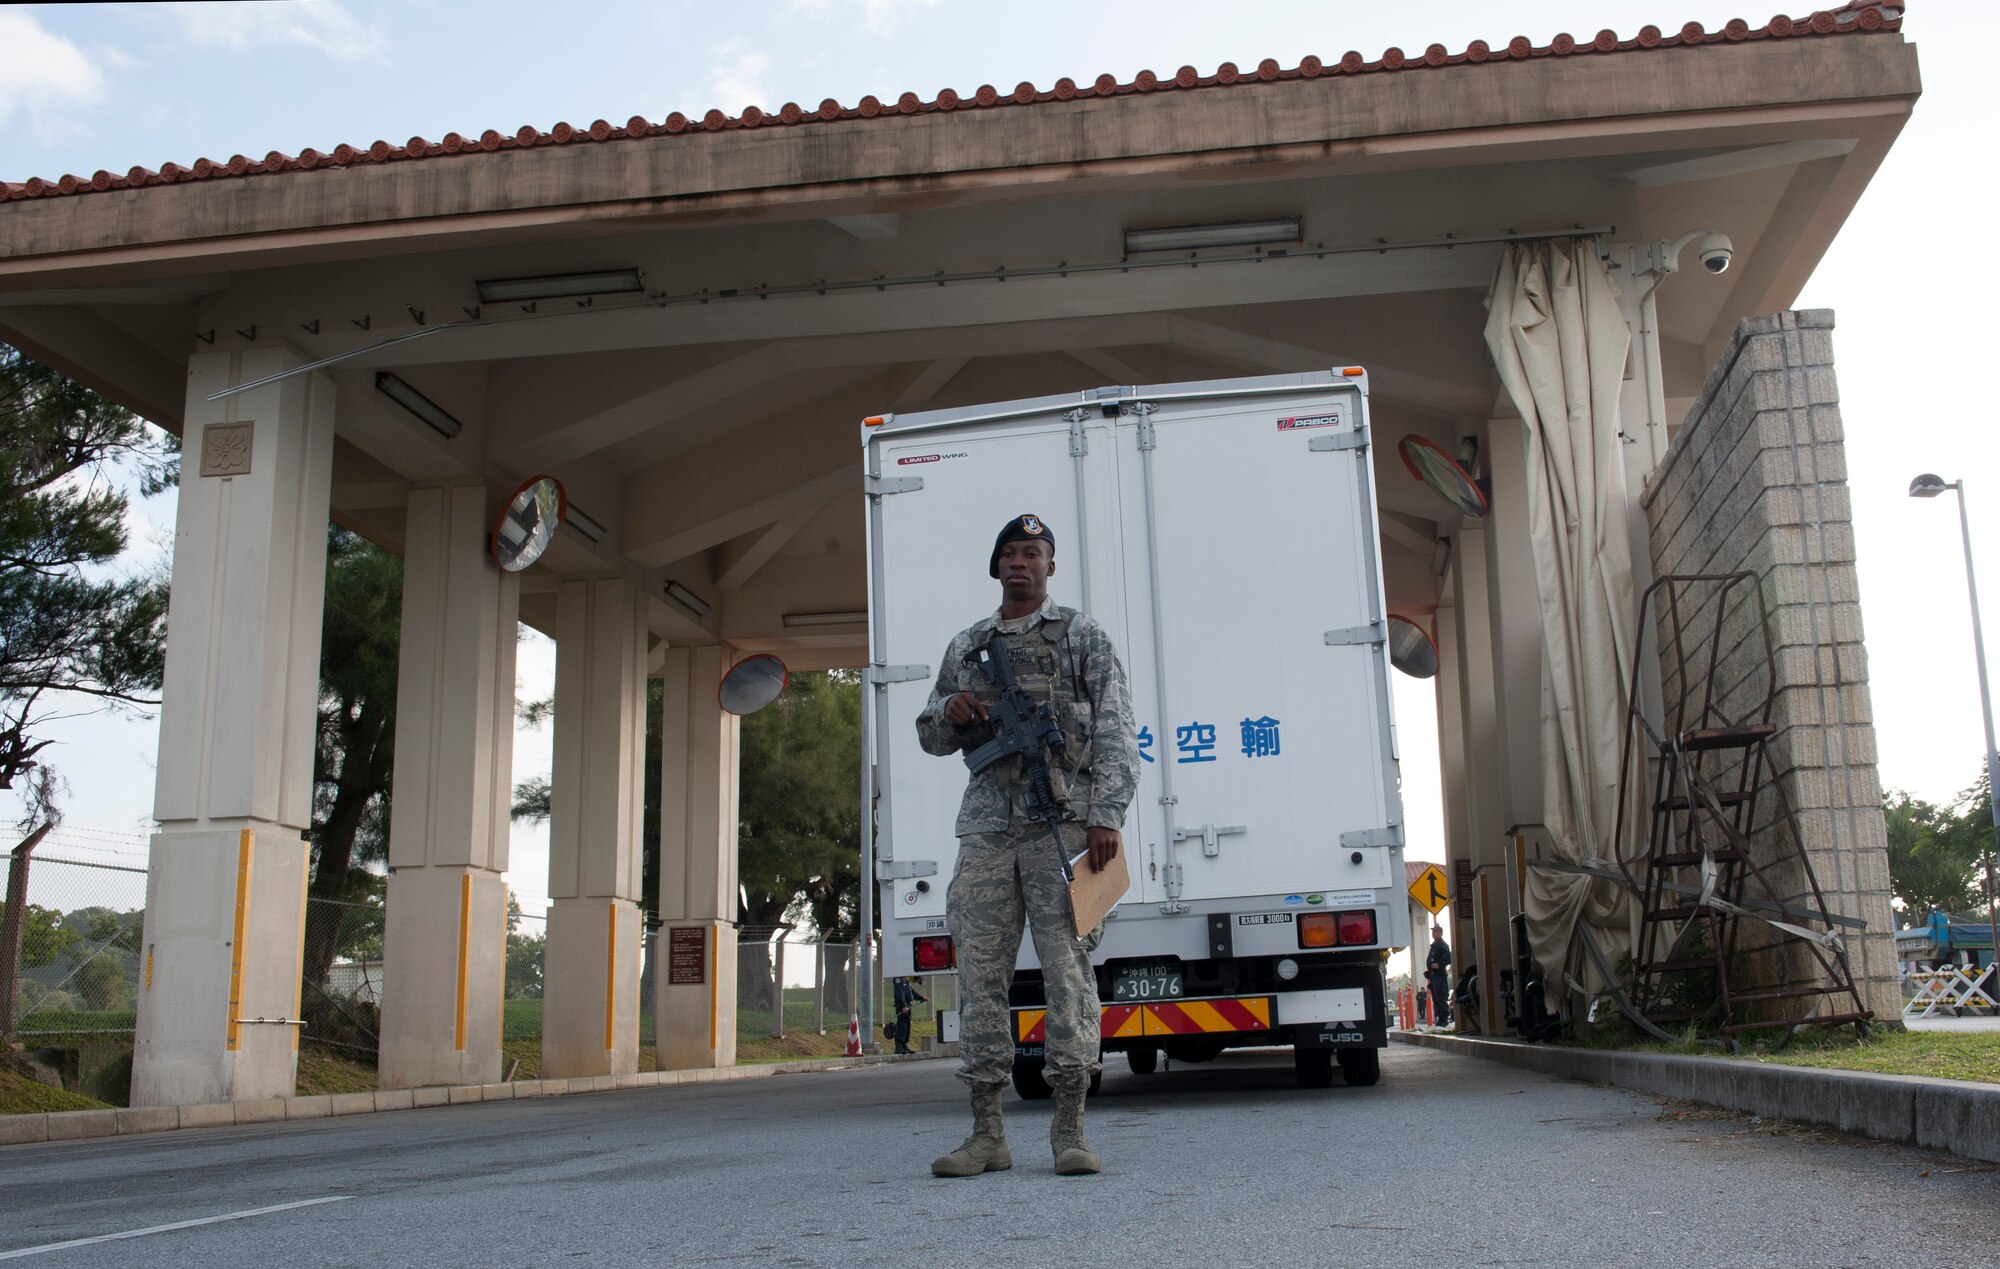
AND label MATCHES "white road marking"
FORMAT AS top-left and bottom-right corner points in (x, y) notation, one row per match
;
(0, 1196), (353, 1261)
